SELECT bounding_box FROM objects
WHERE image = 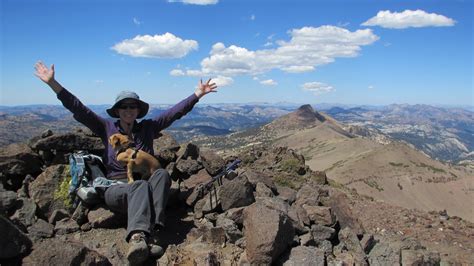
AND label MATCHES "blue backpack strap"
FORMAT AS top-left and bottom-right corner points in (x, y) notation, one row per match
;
(68, 152), (86, 197)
